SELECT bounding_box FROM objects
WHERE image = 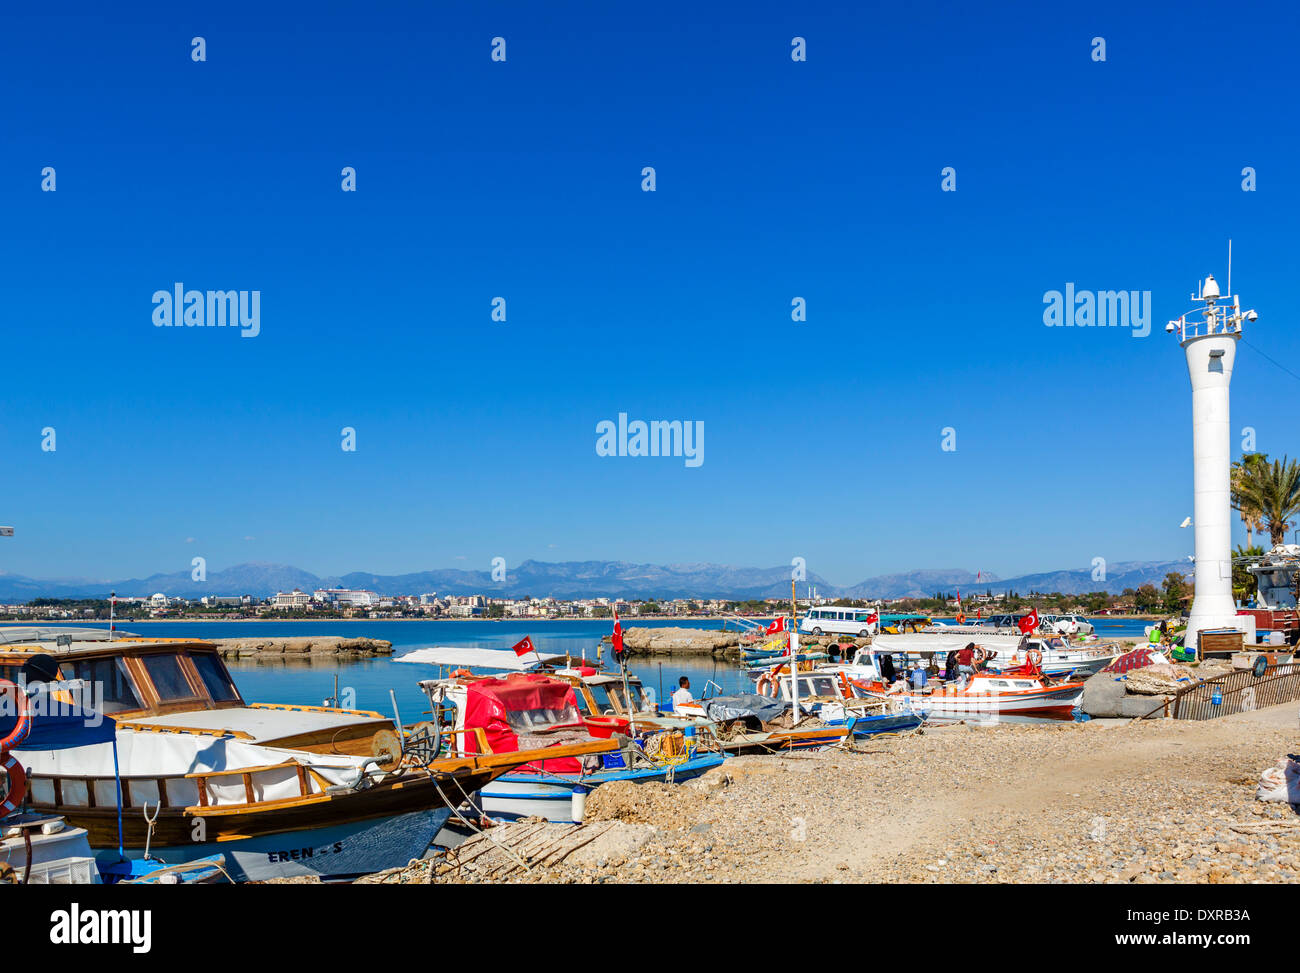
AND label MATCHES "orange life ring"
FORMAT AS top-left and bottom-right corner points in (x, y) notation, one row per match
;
(755, 674), (778, 698)
(1026, 648), (1043, 669)
(973, 647), (987, 664)
(450, 668), (473, 678)
(0, 753), (25, 816)
(956, 613), (965, 624)
(0, 680), (29, 751)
